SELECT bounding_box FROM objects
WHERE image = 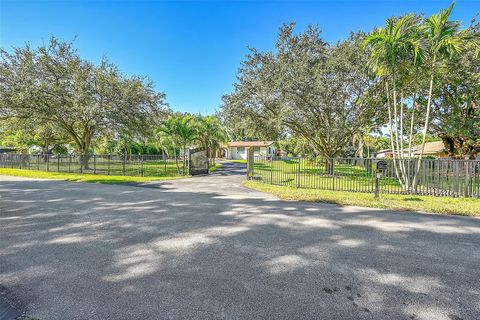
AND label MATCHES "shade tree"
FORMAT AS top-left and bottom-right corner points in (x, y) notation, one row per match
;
(221, 24), (377, 161)
(0, 37), (168, 168)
